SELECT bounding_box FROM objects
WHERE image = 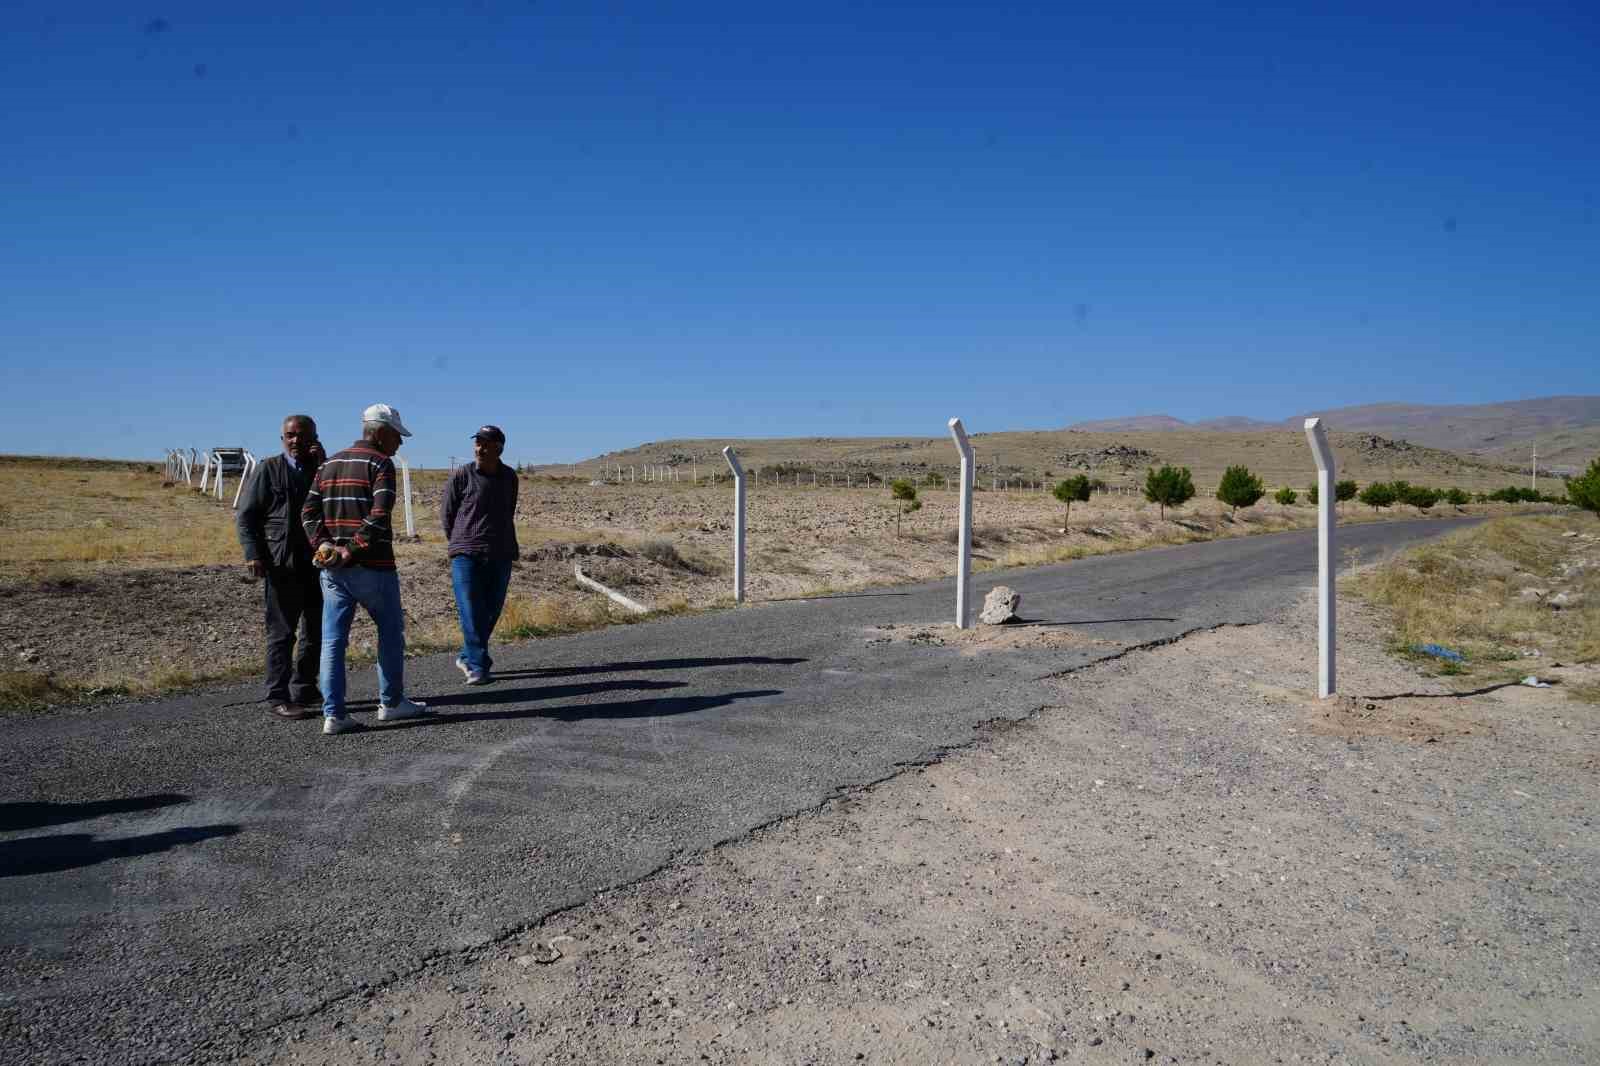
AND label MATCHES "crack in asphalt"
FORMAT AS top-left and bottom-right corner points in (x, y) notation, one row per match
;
(195, 619), (1268, 1062)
